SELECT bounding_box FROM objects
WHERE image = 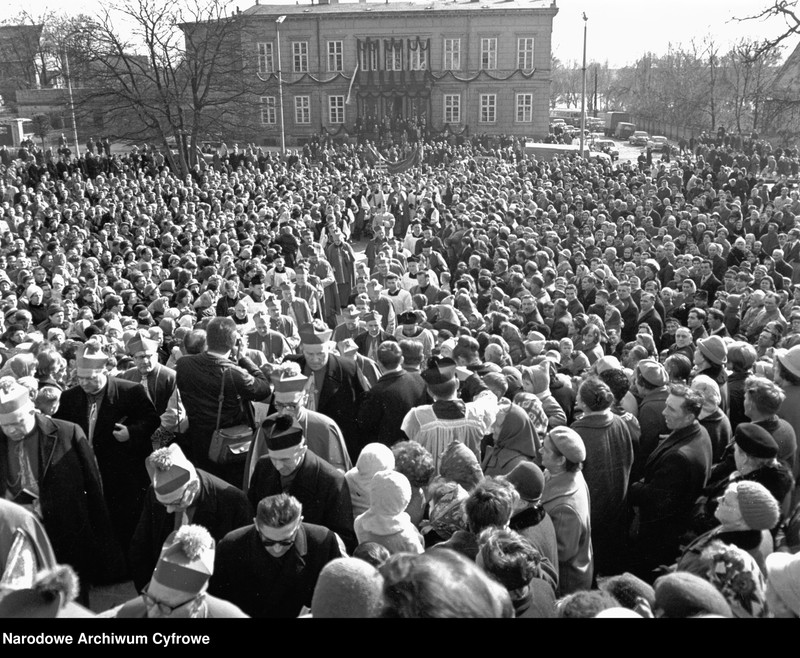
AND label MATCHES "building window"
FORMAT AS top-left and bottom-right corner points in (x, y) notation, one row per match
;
(409, 47), (427, 71)
(443, 38), (461, 71)
(480, 94), (496, 123)
(516, 93), (533, 122)
(480, 38), (497, 71)
(257, 42), (275, 75)
(517, 38), (534, 70)
(444, 94), (461, 124)
(359, 43), (379, 72)
(327, 41), (343, 72)
(260, 96), (276, 125)
(386, 42), (403, 71)
(294, 95), (311, 124)
(329, 95), (345, 124)
(292, 41), (309, 73)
